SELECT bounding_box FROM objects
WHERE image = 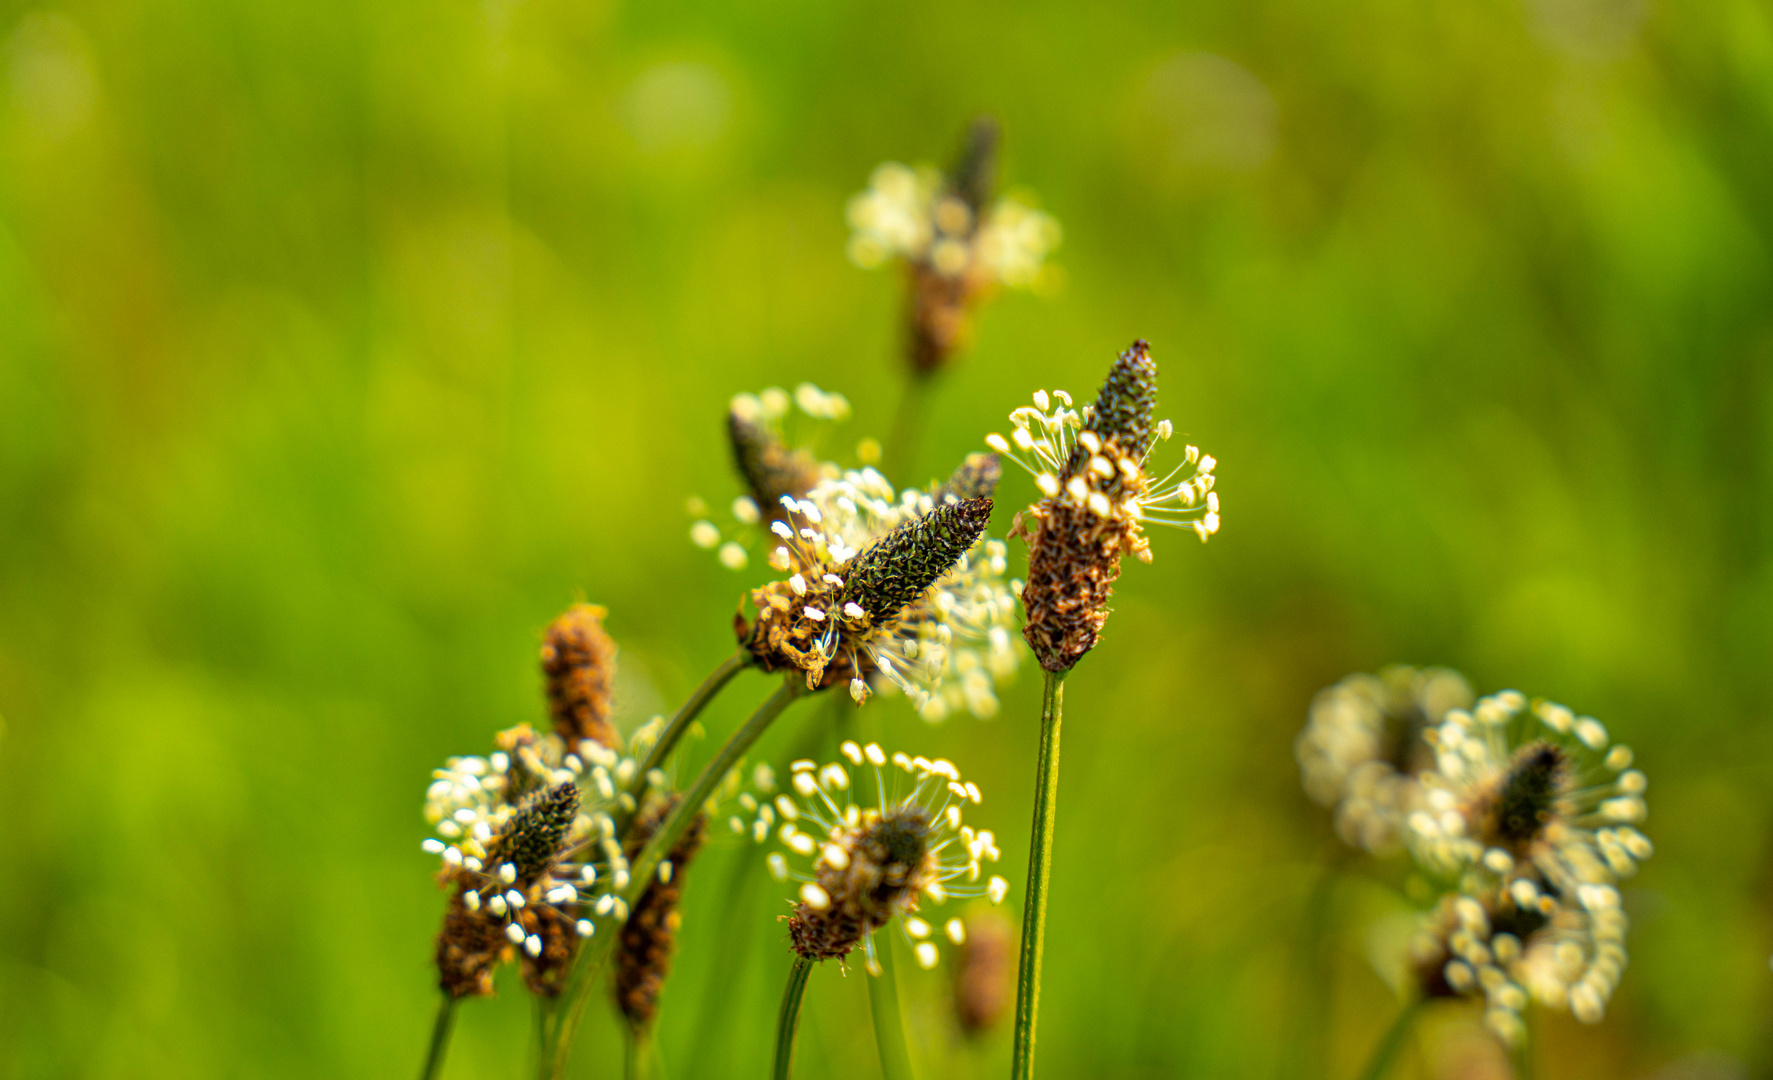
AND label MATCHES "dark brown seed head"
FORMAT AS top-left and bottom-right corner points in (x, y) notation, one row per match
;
(739, 498), (993, 688)
(729, 402), (823, 521)
(1482, 742), (1570, 851)
(435, 876), (510, 1000)
(541, 604), (618, 750)
(1018, 341), (1160, 672)
(907, 262), (986, 376)
(787, 804), (934, 963)
(517, 901), (581, 998)
(614, 795), (709, 1030)
(952, 908), (1015, 1035)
